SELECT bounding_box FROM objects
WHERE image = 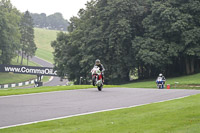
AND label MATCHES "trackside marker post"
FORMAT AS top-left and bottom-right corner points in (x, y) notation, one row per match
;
(167, 84), (170, 89)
